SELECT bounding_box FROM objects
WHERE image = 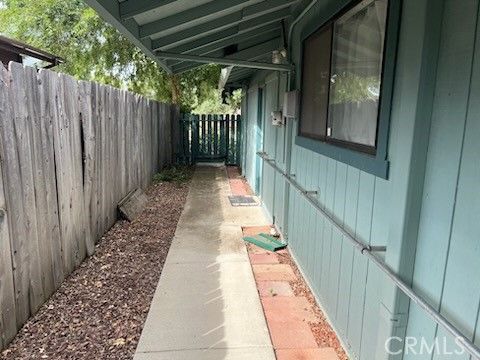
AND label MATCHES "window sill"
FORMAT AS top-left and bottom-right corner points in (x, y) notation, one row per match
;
(295, 135), (389, 179)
